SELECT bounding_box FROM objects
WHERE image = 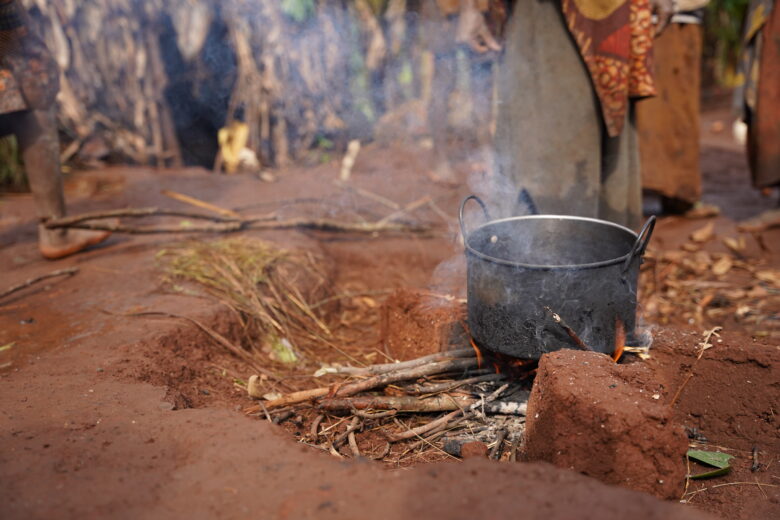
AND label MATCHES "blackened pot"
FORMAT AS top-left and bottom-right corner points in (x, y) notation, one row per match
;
(460, 195), (655, 359)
